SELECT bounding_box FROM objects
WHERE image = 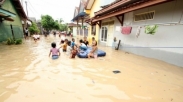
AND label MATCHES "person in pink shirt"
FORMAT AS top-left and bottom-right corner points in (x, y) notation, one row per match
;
(49, 42), (60, 59)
